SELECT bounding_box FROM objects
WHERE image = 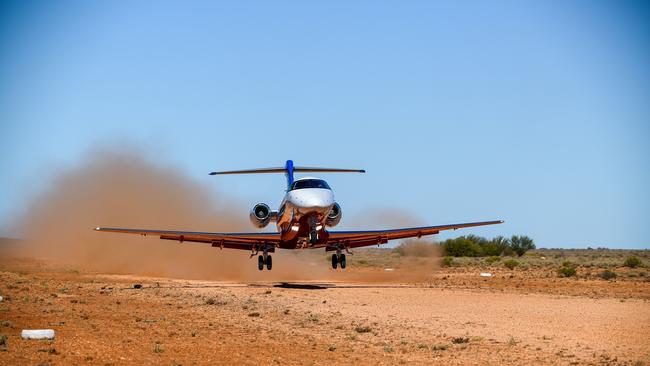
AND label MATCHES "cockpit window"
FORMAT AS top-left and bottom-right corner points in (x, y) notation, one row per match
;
(290, 179), (331, 190)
